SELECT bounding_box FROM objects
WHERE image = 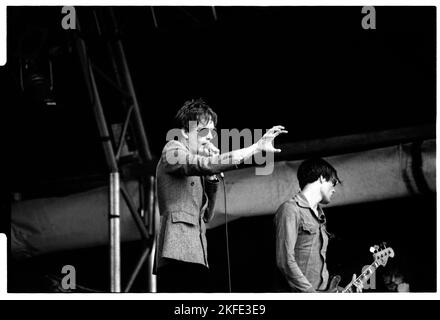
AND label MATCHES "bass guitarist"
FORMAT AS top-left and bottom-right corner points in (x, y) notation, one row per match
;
(274, 157), (362, 293)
